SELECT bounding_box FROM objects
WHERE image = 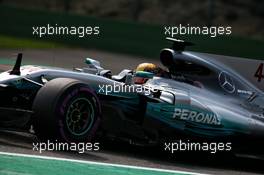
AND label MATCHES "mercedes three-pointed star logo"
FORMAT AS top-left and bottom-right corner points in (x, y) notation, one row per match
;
(218, 71), (236, 93)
